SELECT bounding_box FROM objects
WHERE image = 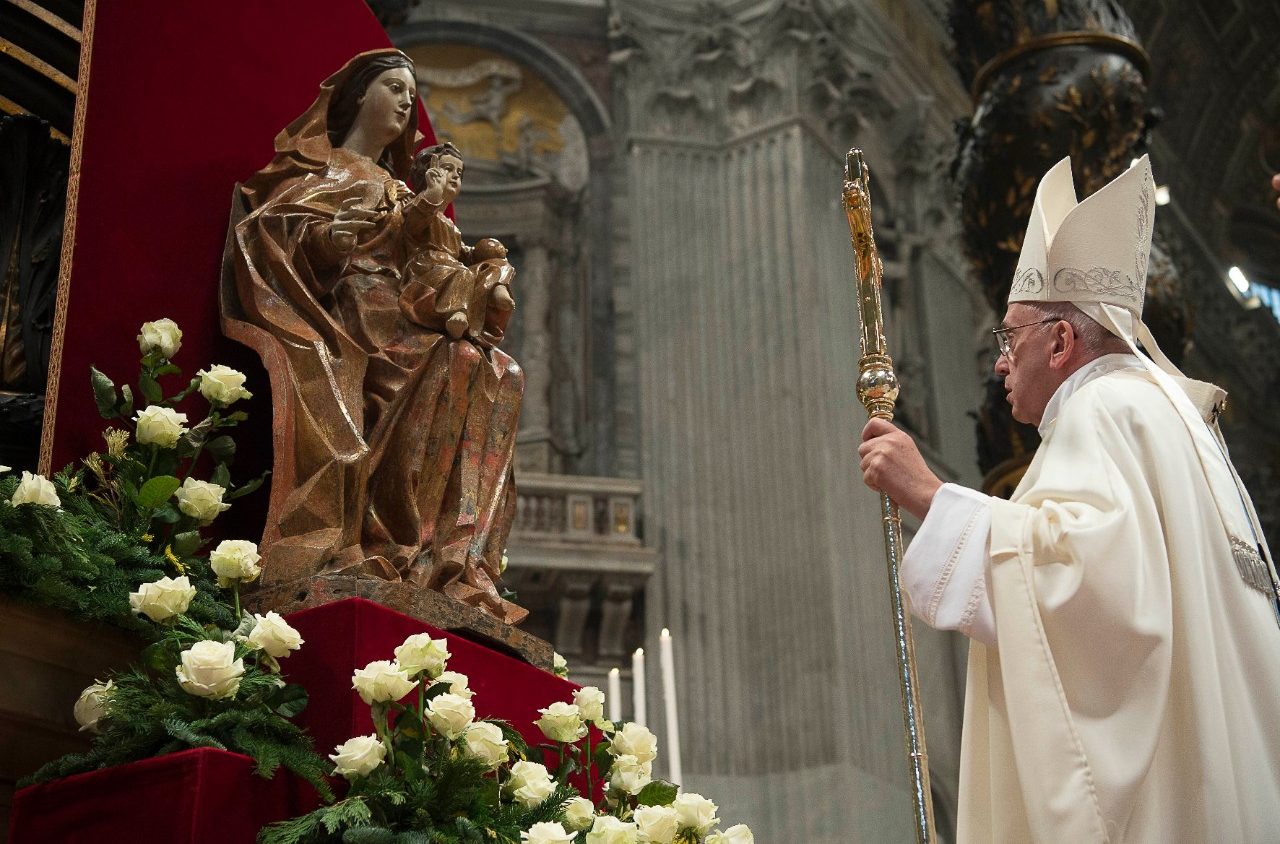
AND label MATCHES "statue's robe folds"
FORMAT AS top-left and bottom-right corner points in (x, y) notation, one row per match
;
(225, 147), (526, 624)
(904, 358), (1280, 843)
